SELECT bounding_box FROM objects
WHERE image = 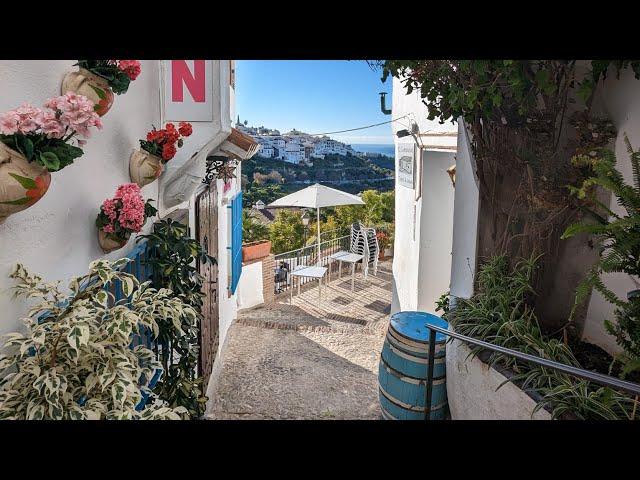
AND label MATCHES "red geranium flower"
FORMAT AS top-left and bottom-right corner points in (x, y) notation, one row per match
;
(147, 129), (162, 142)
(178, 122), (193, 137)
(118, 60), (142, 81)
(162, 143), (177, 161)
